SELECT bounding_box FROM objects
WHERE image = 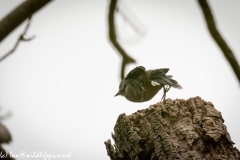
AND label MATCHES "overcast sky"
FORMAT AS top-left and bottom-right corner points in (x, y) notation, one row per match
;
(0, 0), (240, 159)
